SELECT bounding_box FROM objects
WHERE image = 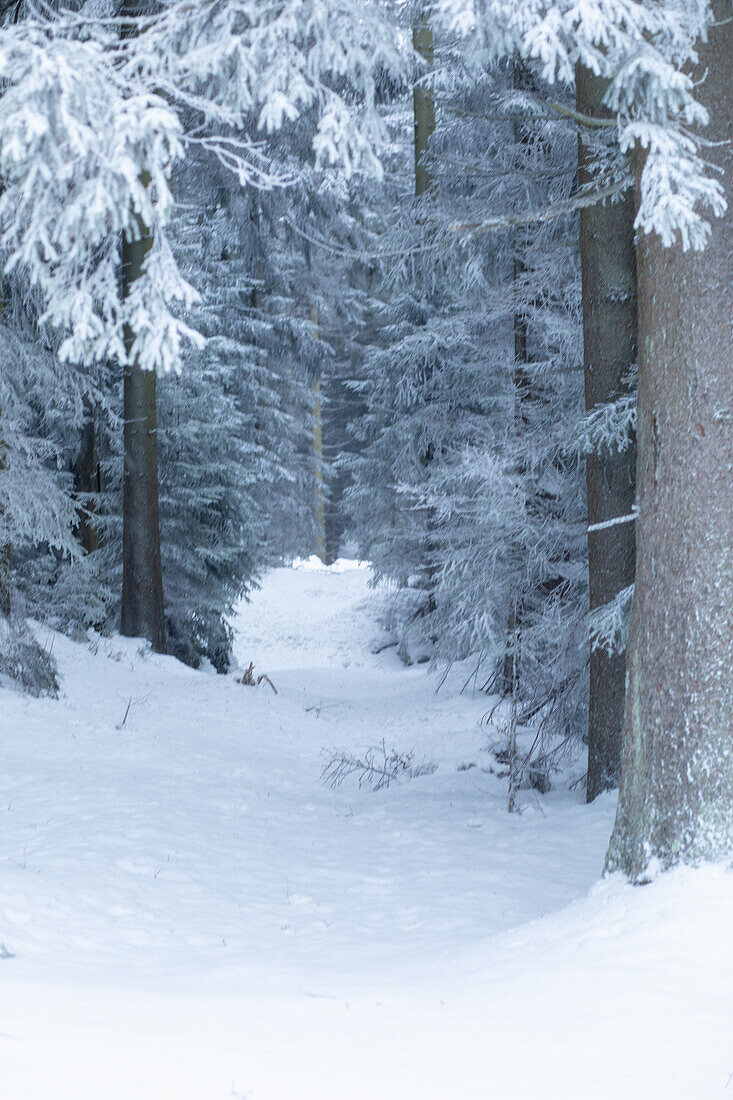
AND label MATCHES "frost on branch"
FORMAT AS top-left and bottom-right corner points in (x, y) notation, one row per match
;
(434, 0), (725, 250)
(0, 27), (195, 376)
(573, 391), (636, 456)
(588, 583), (634, 656)
(322, 742), (437, 791)
(134, 0), (408, 182)
(0, 0), (406, 378)
(0, 614), (58, 697)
